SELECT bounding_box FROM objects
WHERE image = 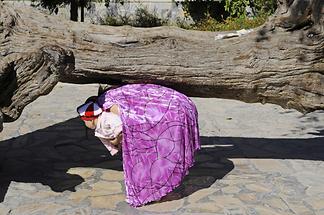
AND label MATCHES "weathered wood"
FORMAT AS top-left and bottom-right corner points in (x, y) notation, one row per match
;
(0, 45), (74, 122)
(0, 0), (323, 126)
(270, 0), (323, 32)
(0, 111), (3, 132)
